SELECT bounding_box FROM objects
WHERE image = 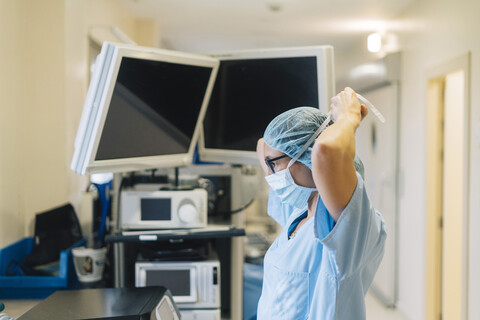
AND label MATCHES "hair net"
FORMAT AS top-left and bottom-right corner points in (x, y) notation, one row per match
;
(263, 106), (365, 178)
